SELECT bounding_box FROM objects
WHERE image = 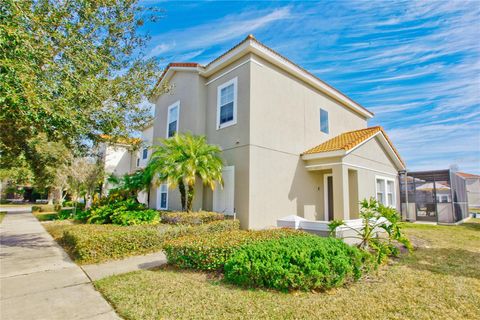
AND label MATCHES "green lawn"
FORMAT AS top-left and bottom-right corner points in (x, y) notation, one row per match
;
(95, 219), (480, 320)
(0, 211), (6, 223)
